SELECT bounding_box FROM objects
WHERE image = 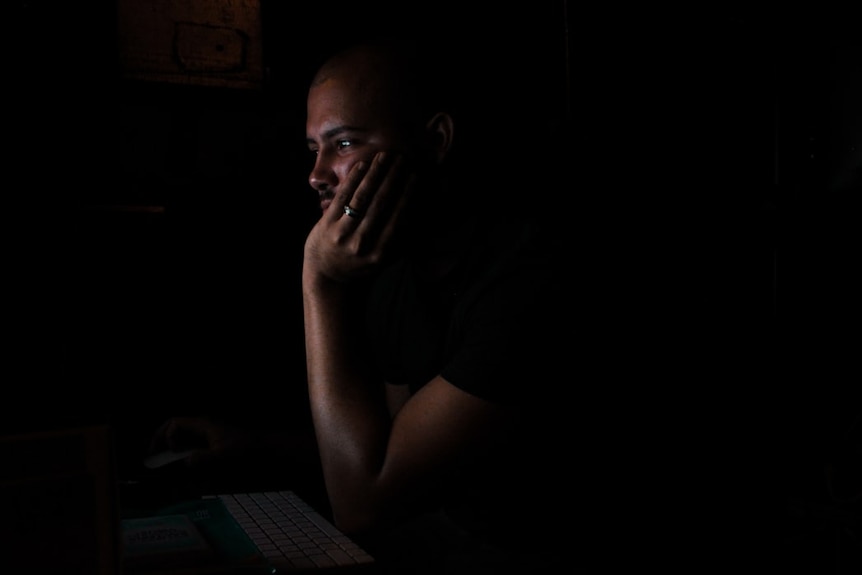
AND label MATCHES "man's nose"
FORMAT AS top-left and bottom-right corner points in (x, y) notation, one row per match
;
(308, 155), (336, 192)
